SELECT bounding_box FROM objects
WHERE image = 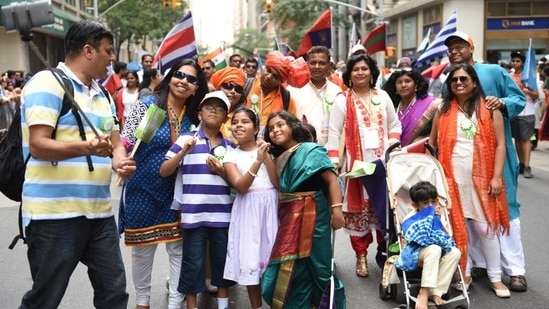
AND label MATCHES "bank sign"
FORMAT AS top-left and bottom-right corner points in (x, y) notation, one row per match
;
(487, 17), (549, 30)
